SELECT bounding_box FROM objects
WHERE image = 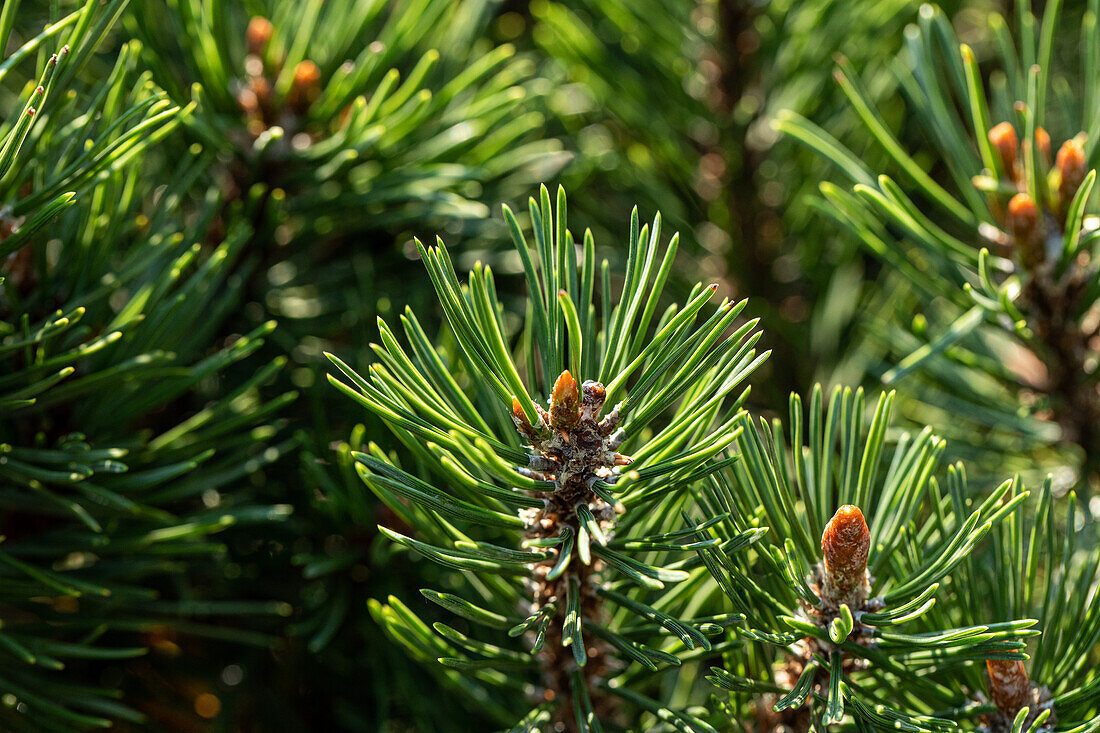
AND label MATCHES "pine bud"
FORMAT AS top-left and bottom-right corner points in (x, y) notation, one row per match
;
(1006, 193), (1044, 268)
(580, 380), (606, 422)
(1036, 127), (1051, 166)
(288, 60), (322, 111)
(986, 660), (1031, 717)
(989, 122), (1018, 181)
(549, 370), (580, 430)
(821, 505), (870, 607)
(246, 17), (274, 56)
(1056, 137), (1087, 204)
(512, 397), (539, 443)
